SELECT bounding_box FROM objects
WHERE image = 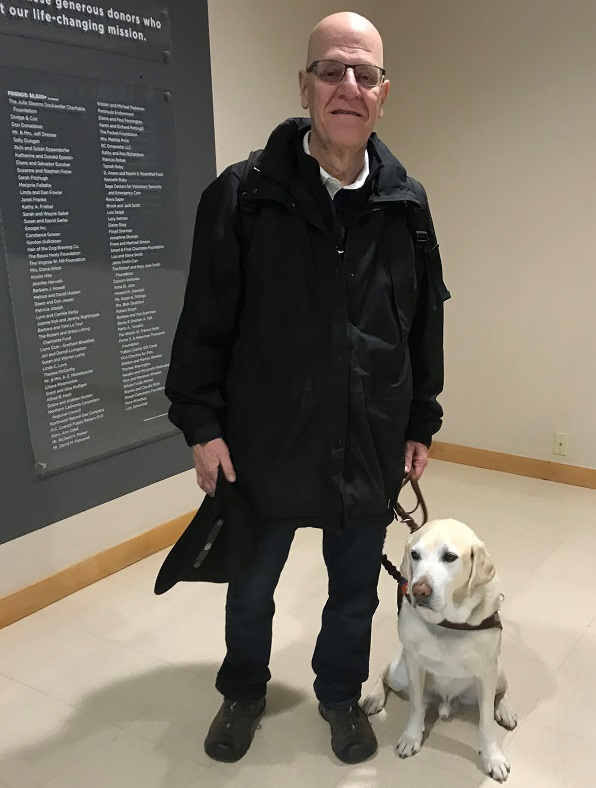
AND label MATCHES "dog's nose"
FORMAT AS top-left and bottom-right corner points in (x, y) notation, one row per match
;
(412, 580), (432, 600)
